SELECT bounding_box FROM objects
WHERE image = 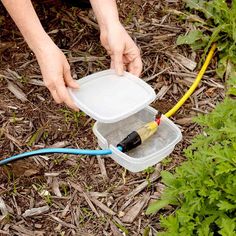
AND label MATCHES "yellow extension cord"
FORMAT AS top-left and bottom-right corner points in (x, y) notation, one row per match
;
(164, 43), (217, 118)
